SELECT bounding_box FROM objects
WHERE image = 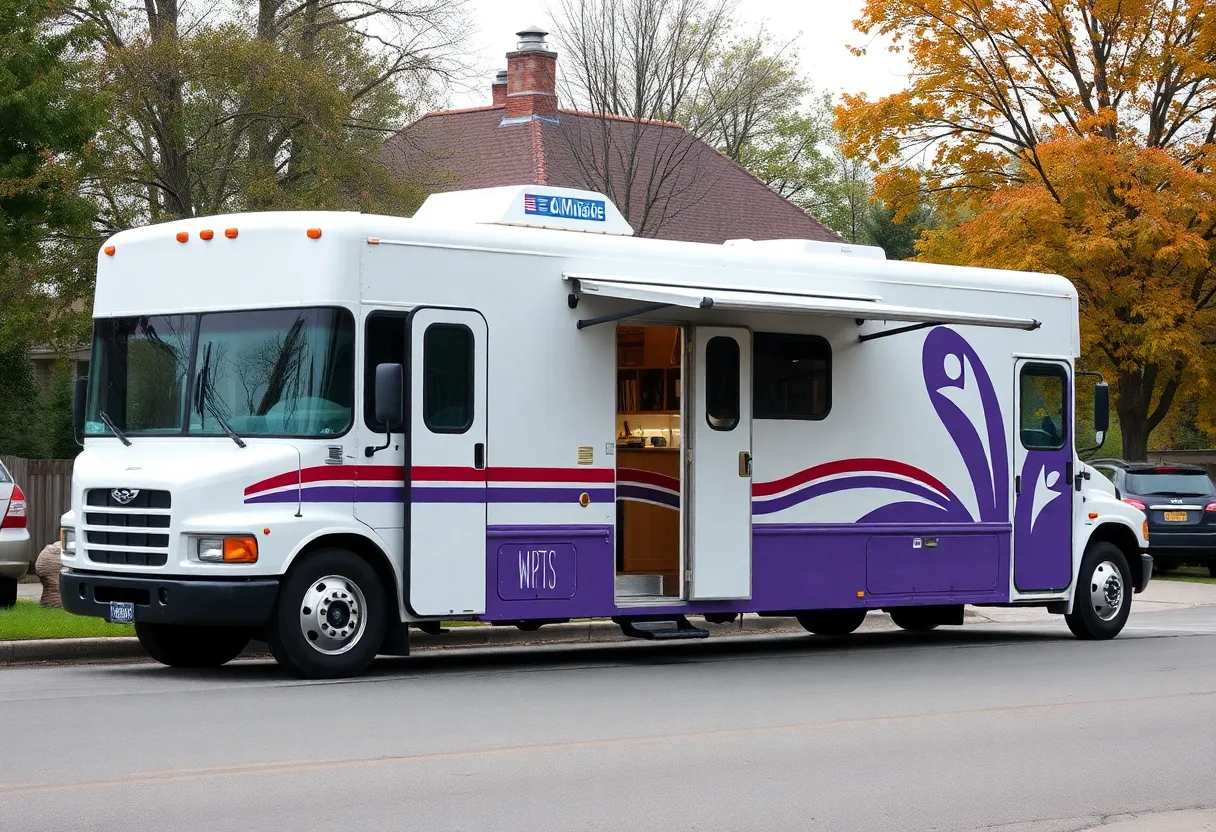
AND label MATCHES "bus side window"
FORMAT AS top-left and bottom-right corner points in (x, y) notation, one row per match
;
(364, 313), (407, 432)
(423, 324), (474, 433)
(1019, 365), (1067, 450)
